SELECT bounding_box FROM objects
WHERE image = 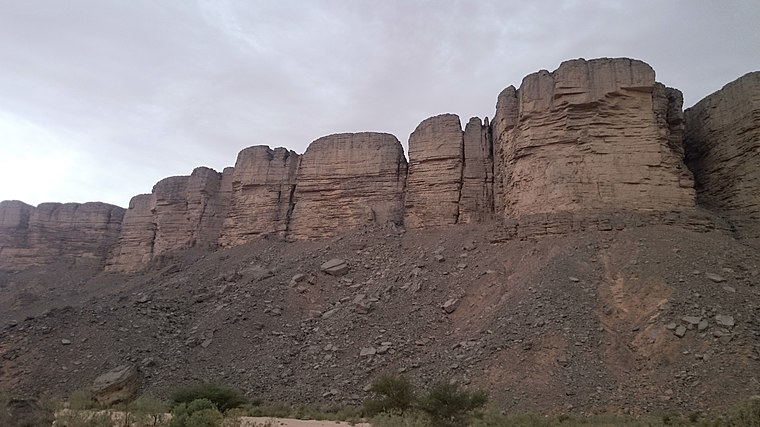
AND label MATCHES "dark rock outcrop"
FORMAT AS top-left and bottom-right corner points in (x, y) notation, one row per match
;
(684, 71), (760, 237)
